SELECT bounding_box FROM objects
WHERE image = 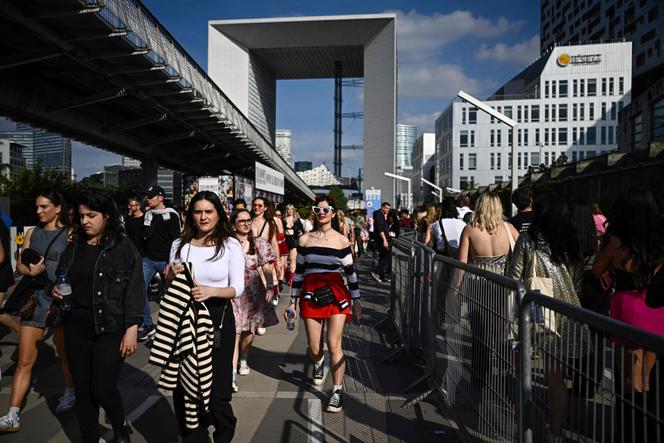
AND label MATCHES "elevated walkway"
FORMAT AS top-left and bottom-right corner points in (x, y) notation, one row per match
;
(0, 255), (453, 442)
